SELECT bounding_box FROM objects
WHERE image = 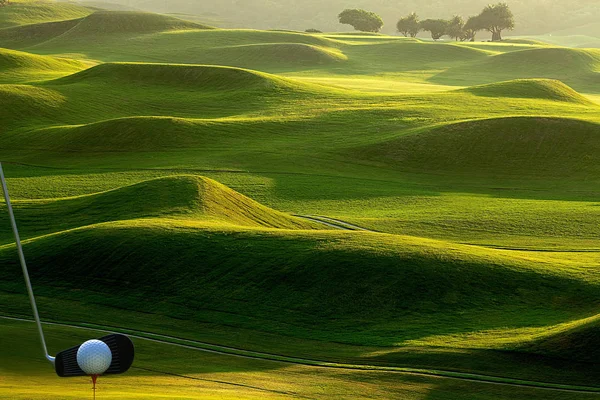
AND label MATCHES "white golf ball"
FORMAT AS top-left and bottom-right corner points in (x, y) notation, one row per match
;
(77, 340), (112, 375)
